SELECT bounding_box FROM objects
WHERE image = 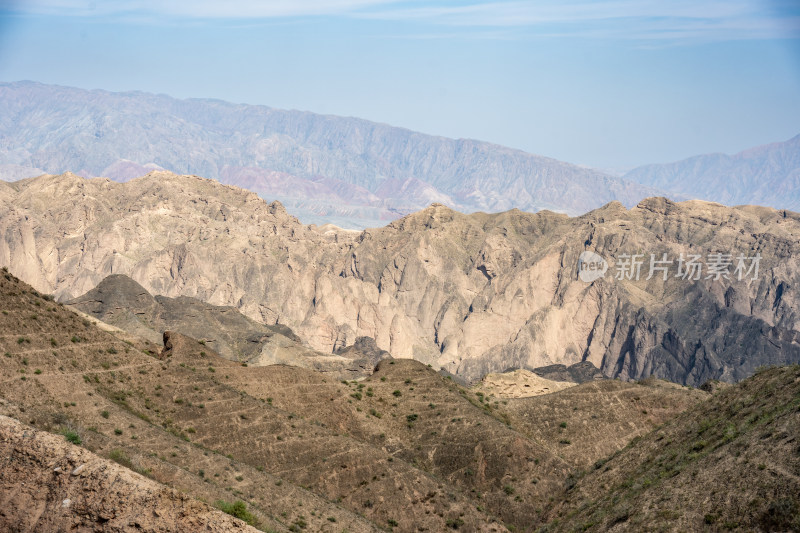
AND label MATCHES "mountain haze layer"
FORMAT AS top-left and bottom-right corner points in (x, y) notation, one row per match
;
(1, 171), (798, 386)
(624, 134), (800, 211)
(0, 81), (664, 227)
